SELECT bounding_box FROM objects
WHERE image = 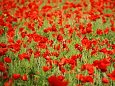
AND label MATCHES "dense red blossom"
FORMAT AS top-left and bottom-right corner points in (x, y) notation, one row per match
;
(81, 36), (91, 49)
(0, 62), (6, 72)
(0, 48), (8, 56)
(34, 51), (40, 58)
(108, 70), (115, 80)
(104, 28), (109, 34)
(42, 5), (52, 13)
(96, 29), (103, 35)
(76, 74), (93, 83)
(48, 75), (68, 86)
(102, 77), (109, 83)
(18, 53), (30, 61)
(81, 64), (94, 75)
(4, 57), (12, 63)
(0, 43), (7, 48)
(12, 74), (21, 80)
(8, 43), (21, 53)
(75, 43), (83, 52)
(93, 58), (111, 72)
(57, 34), (63, 42)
